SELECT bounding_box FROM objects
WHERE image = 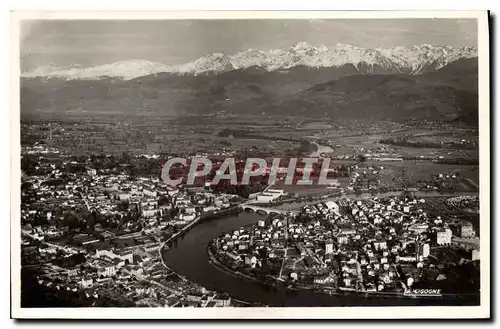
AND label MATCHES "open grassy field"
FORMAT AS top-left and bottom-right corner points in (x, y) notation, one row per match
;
(379, 161), (479, 184)
(281, 184), (336, 197)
